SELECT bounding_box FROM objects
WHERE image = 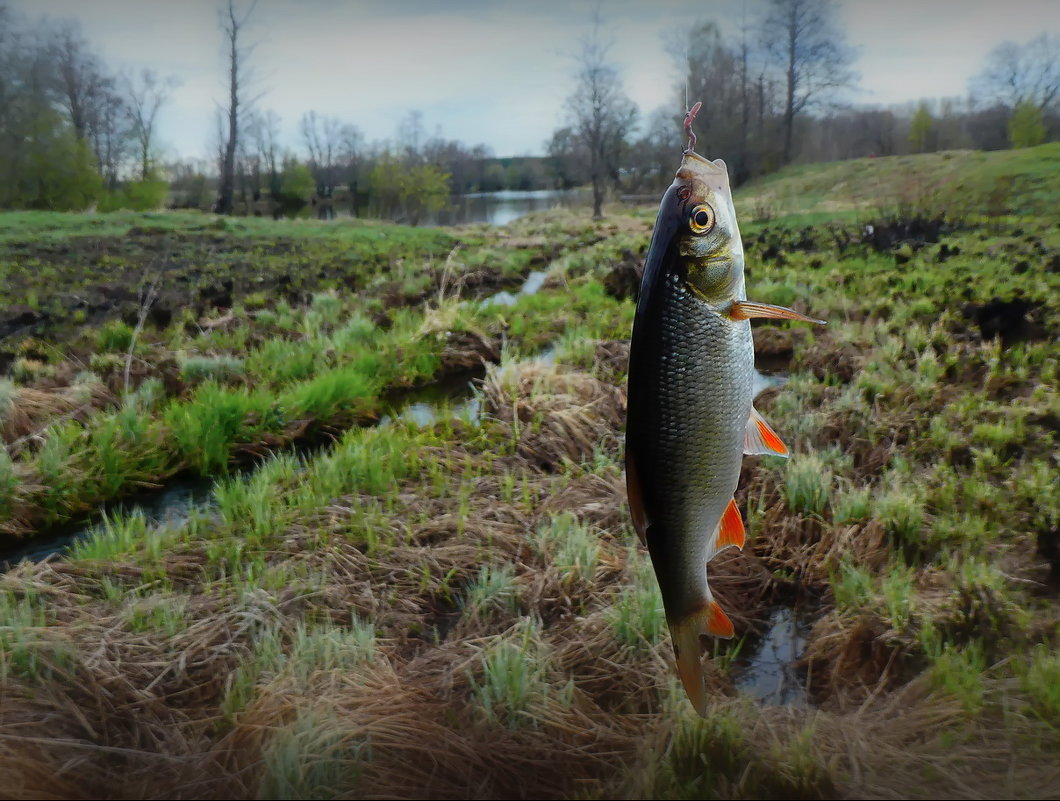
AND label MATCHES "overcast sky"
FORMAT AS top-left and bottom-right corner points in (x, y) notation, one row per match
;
(10, 0), (1060, 161)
